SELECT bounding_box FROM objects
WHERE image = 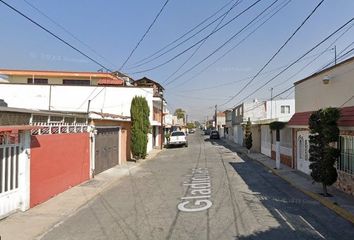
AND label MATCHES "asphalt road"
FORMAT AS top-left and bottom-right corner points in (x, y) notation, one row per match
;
(41, 130), (354, 240)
